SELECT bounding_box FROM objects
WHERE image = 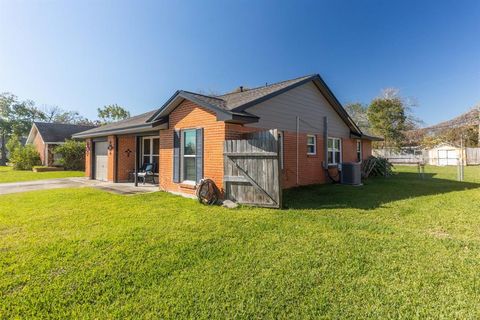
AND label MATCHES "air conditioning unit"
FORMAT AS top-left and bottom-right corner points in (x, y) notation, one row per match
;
(340, 162), (362, 186)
